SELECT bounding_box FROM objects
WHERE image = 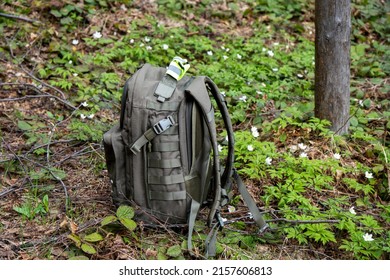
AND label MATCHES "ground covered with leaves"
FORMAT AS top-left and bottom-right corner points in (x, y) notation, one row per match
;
(0, 0), (389, 260)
